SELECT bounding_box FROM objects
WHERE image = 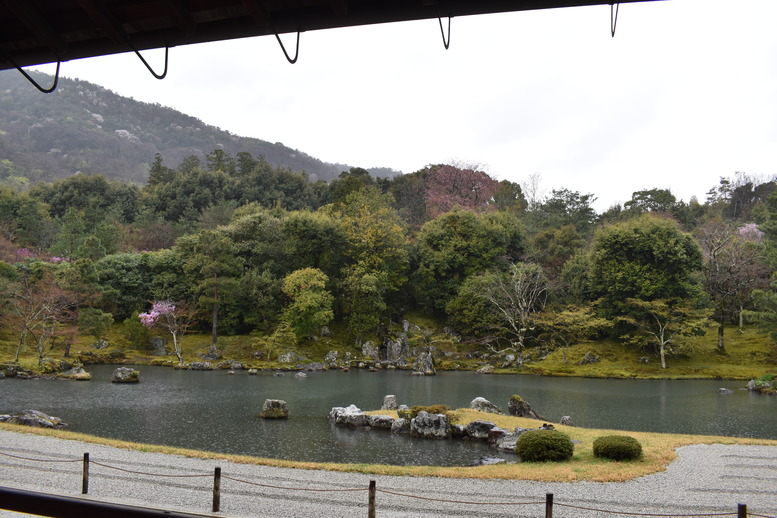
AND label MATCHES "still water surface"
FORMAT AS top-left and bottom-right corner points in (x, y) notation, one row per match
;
(2, 366), (774, 466)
